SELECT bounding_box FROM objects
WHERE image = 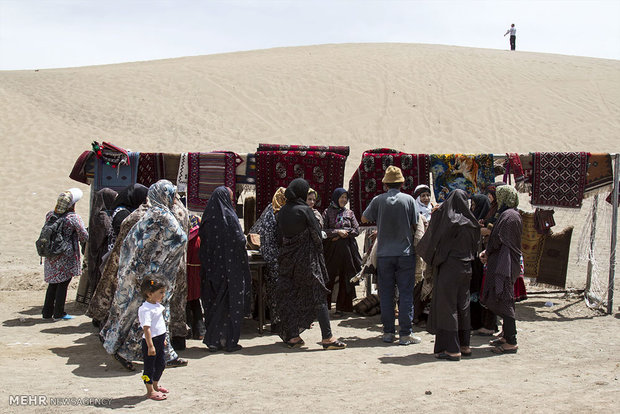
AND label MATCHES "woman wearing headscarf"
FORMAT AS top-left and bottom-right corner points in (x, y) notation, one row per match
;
(87, 184), (148, 325)
(469, 194), (497, 335)
(413, 184), (433, 222)
(480, 185), (522, 354)
(276, 178), (346, 350)
(412, 184), (434, 325)
(77, 188), (117, 306)
(306, 188), (324, 229)
(110, 183), (149, 238)
(481, 181), (506, 229)
(249, 187), (286, 331)
(322, 188), (362, 315)
(416, 189), (480, 361)
(100, 180), (188, 370)
(87, 204), (148, 325)
(199, 186), (251, 352)
(42, 188), (89, 320)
